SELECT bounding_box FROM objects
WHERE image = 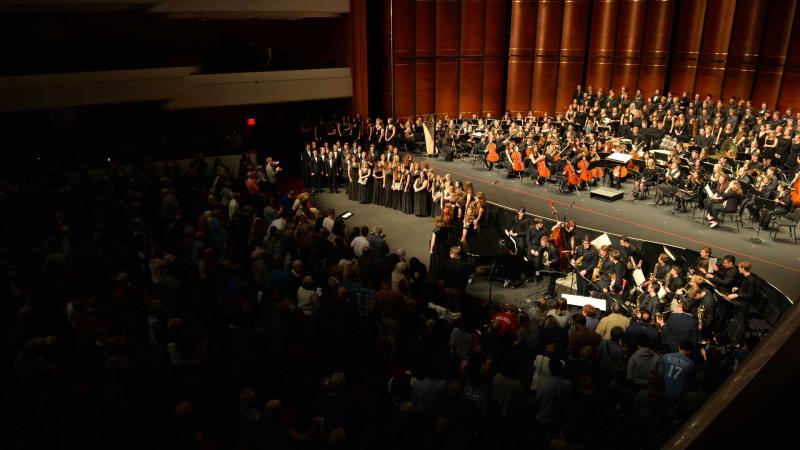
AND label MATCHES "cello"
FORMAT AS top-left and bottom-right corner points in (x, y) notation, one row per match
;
(533, 147), (551, 179)
(577, 148), (593, 184)
(511, 146), (525, 173)
(486, 134), (500, 165)
(790, 171), (800, 206)
(564, 158), (581, 187)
